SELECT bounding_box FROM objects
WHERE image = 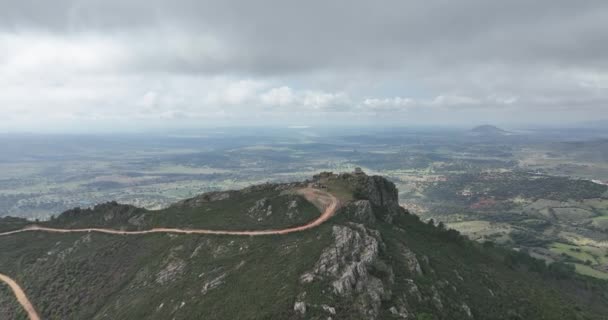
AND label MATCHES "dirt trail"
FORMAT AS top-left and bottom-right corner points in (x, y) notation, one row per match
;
(0, 273), (41, 320)
(0, 188), (339, 237)
(0, 188), (339, 320)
